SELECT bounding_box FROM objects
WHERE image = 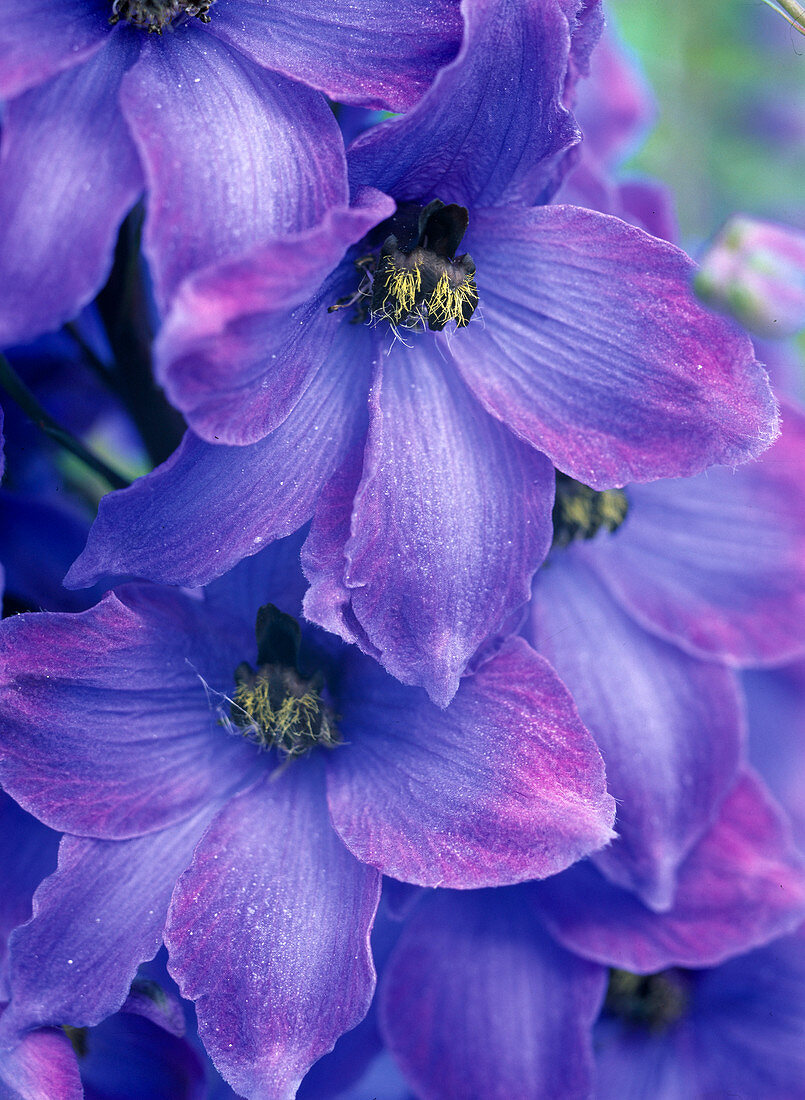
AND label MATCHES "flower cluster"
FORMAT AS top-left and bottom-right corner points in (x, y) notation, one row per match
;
(0, 1), (803, 1097)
